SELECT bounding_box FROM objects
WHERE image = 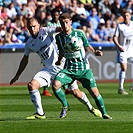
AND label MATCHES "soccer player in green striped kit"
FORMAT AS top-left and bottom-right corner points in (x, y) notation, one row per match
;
(52, 12), (112, 119)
